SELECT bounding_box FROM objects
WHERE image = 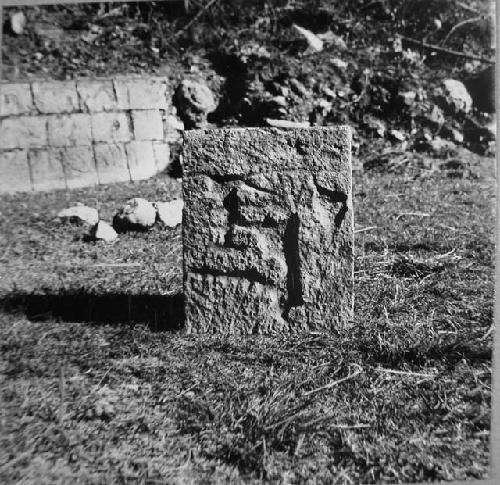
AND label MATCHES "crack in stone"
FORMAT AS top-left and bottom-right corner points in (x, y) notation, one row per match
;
(188, 266), (272, 286)
(282, 212), (304, 320)
(223, 187), (240, 225)
(200, 172), (242, 184)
